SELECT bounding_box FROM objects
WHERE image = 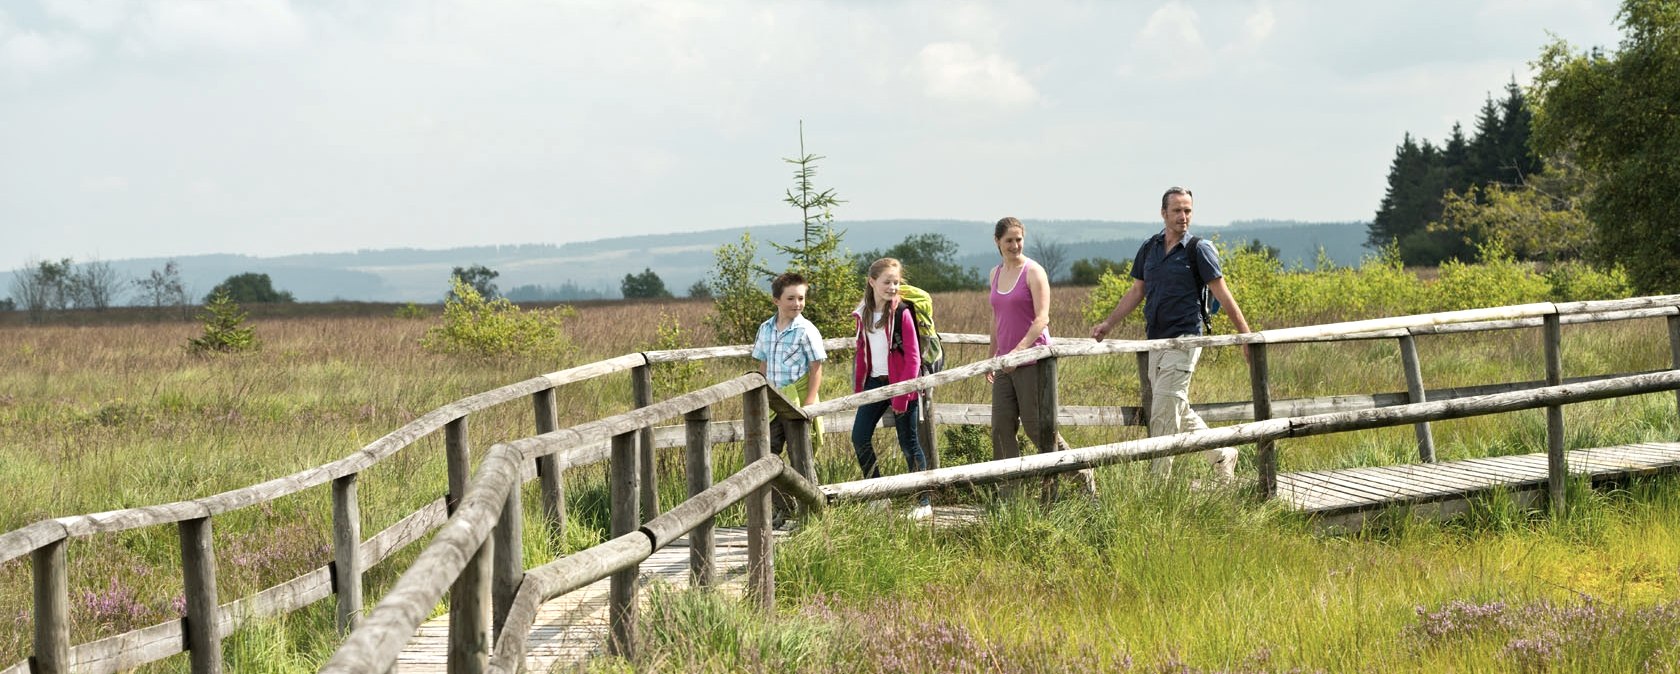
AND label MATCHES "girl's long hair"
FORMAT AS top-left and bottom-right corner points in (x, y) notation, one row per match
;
(861, 257), (902, 331)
